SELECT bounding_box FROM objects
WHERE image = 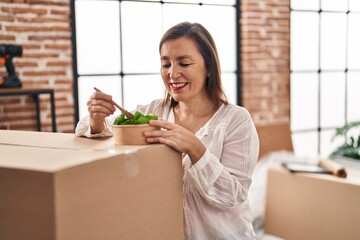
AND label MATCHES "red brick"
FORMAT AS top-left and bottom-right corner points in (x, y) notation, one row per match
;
(50, 9), (69, 16)
(1, 7), (47, 15)
(27, 0), (70, 7)
(0, 34), (16, 40)
(17, 17), (70, 23)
